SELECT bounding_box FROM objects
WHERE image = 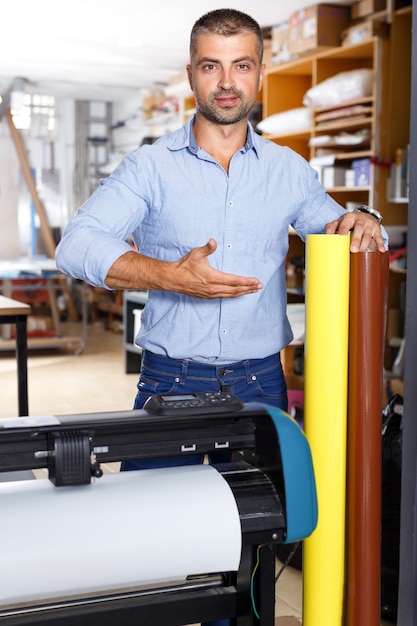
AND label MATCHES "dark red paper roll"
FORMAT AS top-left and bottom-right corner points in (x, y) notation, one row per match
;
(346, 250), (389, 626)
